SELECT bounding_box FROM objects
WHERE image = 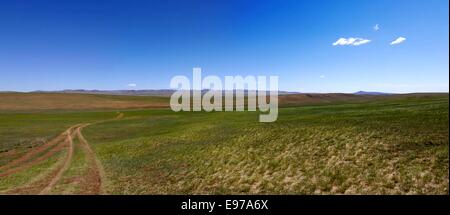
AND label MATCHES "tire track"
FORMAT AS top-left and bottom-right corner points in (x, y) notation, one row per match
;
(39, 129), (76, 195)
(1, 148), (69, 194)
(3, 130), (76, 195)
(0, 124), (80, 172)
(76, 125), (106, 194)
(3, 113), (122, 194)
(0, 139), (68, 177)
